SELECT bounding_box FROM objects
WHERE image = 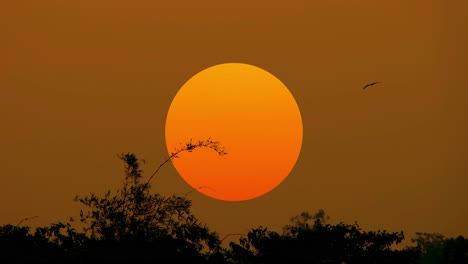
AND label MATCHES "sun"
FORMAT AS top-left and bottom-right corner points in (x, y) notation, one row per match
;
(165, 63), (303, 201)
